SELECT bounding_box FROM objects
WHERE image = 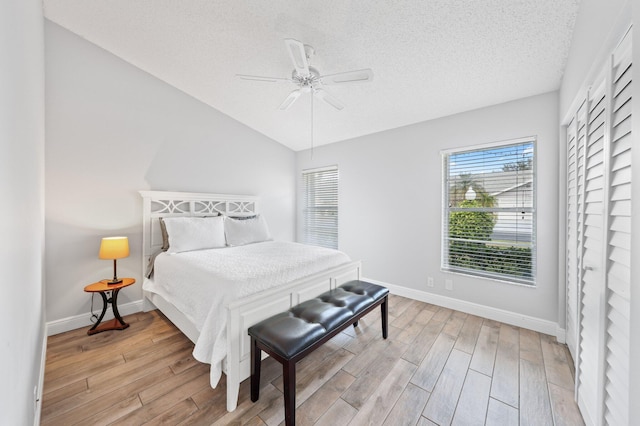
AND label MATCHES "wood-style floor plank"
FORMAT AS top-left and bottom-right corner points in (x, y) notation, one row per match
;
(490, 323), (520, 408)
(548, 382), (586, 426)
(295, 370), (355, 426)
(314, 398), (357, 426)
(486, 397), (519, 426)
(454, 314), (483, 354)
(422, 349), (472, 425)
(469, 324), (499, 376)
(41, 298), (584, 426)
(341, 340), (407, 410)
(410, 332), (456, 392)
(348, 358), (416, 425)
(401, 318), (445, 366)
(451, 369), (491, 426)
(382, 382), (429, 426)
(540, 334), (575, 390)
(520, 358), (554, 426)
